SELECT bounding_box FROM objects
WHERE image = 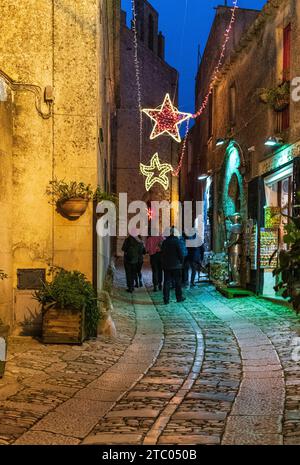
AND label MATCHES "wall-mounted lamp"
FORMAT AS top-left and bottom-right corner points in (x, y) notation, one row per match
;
(198, 174), (209, 181)
(198, 170), (212, 181)
(216, 138), (228, 147)
(265, 136), (284, 147)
